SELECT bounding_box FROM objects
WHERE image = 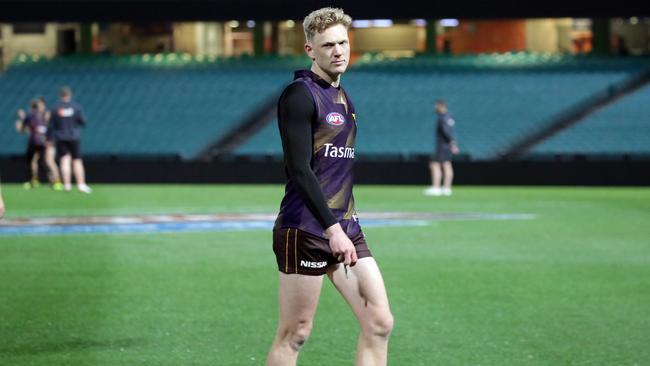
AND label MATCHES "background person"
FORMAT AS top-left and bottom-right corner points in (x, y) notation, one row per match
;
(48, 86), (92, 193)
(15, 99), (48, 189)
(39, 96), (64, 190)
(425, 99), (459, 196)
